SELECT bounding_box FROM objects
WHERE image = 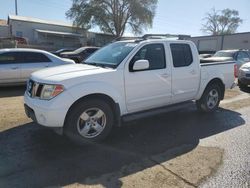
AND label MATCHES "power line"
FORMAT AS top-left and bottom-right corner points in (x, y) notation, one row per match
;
(15, 0), (18, 15)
